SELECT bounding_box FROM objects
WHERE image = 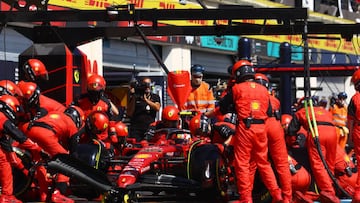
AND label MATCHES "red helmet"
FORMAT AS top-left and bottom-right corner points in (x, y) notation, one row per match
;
(290, 156), (311, 192)
(64, 105), (85, 129)
(162, 106), (180, 121)
(87, 74), (106, 91)
(294, 97), (317, 111)
(23, 59), (48, 81)
(86, 111), (109, 140)
(231, 60), (255, 82)
(0, 80), (23, 97)
(351, 69), (360, 84)
(0, 95), (22, 122)
(17, 81), (40, 107)
(281, 114), (293, 130)
(109, 121), (128, 137)
(352, 69), (360, 90)
(254, 73), (269, 88)
(189, 114), (210, 136)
